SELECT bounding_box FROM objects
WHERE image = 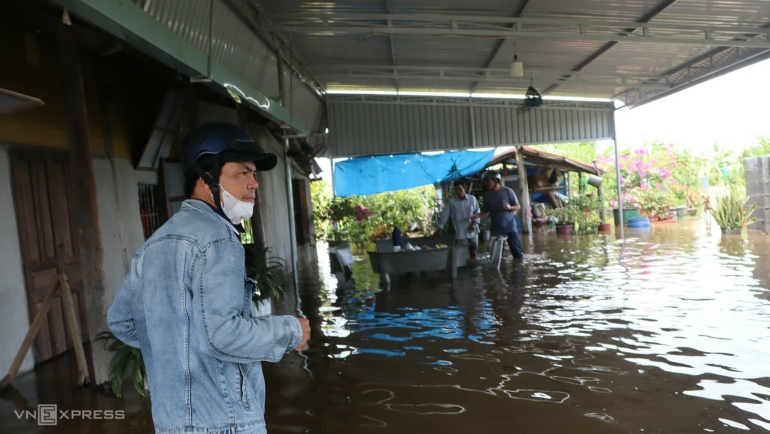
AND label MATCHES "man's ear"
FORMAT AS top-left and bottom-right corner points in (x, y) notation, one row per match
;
(198, 177), (213, 196)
